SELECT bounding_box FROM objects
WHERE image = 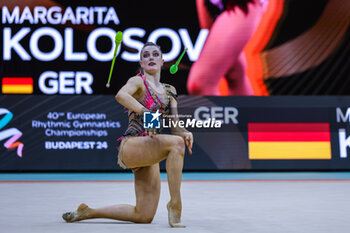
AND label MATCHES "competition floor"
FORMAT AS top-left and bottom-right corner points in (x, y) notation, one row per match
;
(1, 172), (350, 233)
